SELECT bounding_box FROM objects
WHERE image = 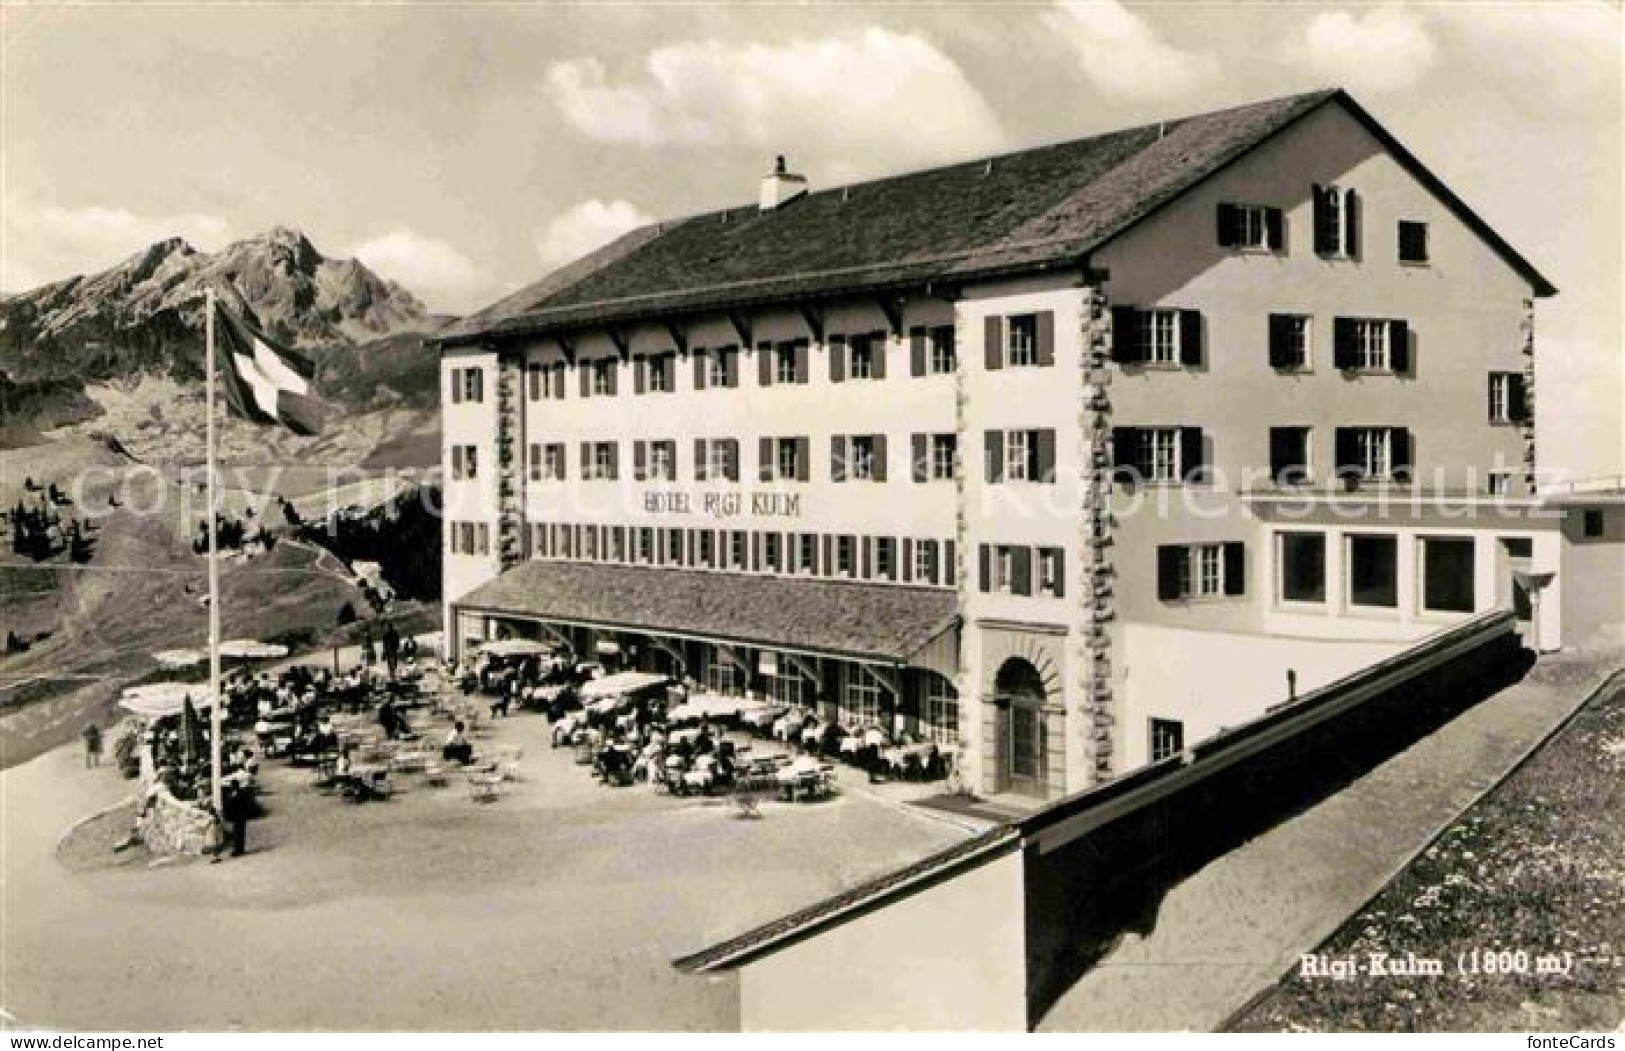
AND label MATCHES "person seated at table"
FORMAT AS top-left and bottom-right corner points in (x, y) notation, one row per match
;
(818, 721), (844, 757)
(442, 721), (475, 766)
(491, 680), (515, 719)
(693, 727), (715, 756)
